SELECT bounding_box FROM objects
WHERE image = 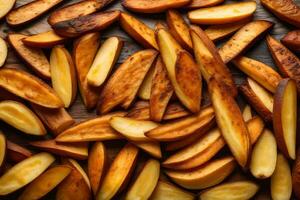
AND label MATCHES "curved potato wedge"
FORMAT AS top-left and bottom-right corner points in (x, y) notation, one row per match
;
(166, 157), (236, 189)
(292, 149), (300, 199)
(97, 143), (139, 200)
(98, 49), (158, 114)
(273, 78), (297, 160)
(0, 0), (15, 20)
(7, 34), (51, 79)
(219, 20), (273, 63)
(233, 56), (282, 93)
(18, 165), (71, 200)
(0, 101), (46, 135)
(0, 152), (55, 195)
(53, 11), (120, 38)
(0, 132), (6, 168)
(186, 0), (224, 9)
(133, 141), (162, 159)
(0, 37), (7, 67)
(242, 105), (252, 121)
(68, 159), (91, 189)
(261, 0), (300, 28)
(281, 30), (300, 53)
(56, 112), (125, 142)
(50, 45), (77, 108)
(6, 141), (32, 163)
(138, 64), (155, 100)
(87, 37), (123, 87)
(73, 33), (101, 110)
(23, 30), (66, 48)
(188, 2), (256, 25)
(122, 0), (191, 13)
(6, 0), (63, 26)
(125, 159), (160, 200)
